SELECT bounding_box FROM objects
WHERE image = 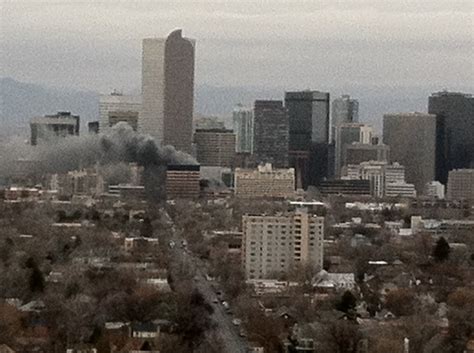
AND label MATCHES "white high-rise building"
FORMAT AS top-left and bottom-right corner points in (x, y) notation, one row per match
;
(140, 29), (195, 153)
(233, 104), (254, 153)
(242, 208), (324, 279)
(99, 92), (141, 133)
